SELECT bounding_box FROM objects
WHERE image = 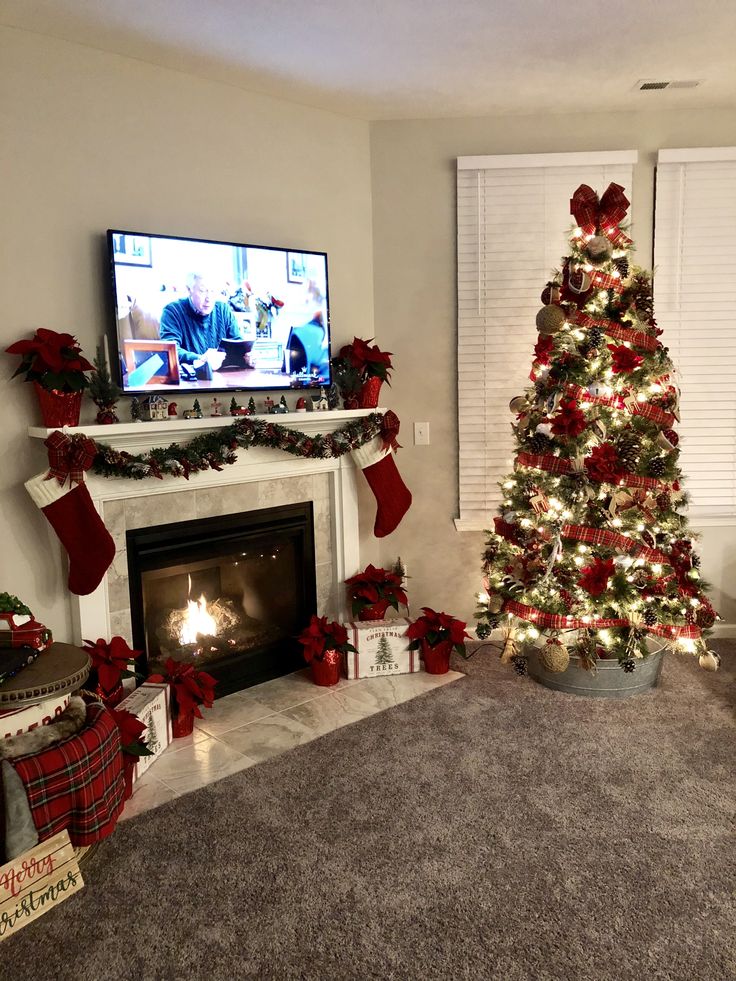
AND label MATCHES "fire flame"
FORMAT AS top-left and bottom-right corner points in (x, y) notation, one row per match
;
(179, 575), (217, 645)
